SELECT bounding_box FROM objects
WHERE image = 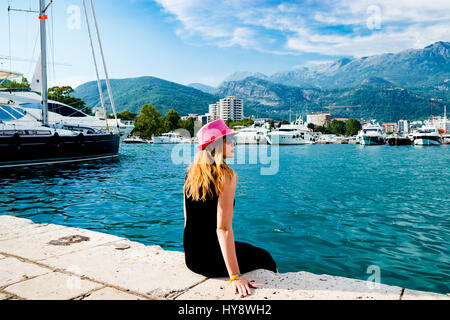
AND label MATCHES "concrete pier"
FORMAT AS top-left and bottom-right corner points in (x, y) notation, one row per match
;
(0, 215), (448, 300)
